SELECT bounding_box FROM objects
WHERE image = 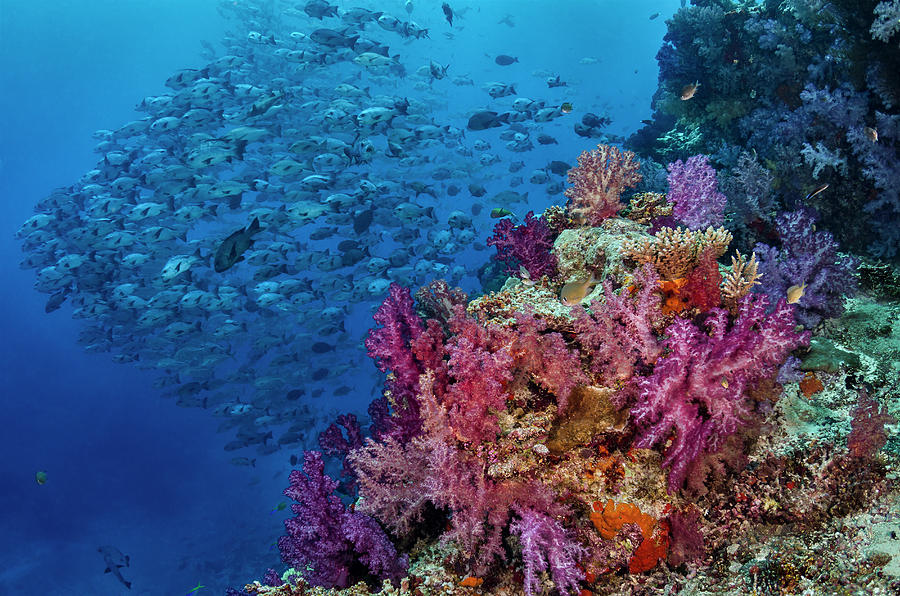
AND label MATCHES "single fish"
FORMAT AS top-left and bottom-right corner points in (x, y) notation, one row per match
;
(214, 218), (261, 273)
(786, 283), (807, 304)
(495, 54), (518, 66)
(269, 502), (288, 515)
(185, 582), (206, 596)
(804, 183), (829, 201)
(680, 81), (700, 100)
(98, 545), (132, 590)
(864, 126), (878, 142)
(560, 274), (599, 306)
(490, 207), (515, 218)
(35, 470), (48, 485)
(442, 2), (453, 26)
